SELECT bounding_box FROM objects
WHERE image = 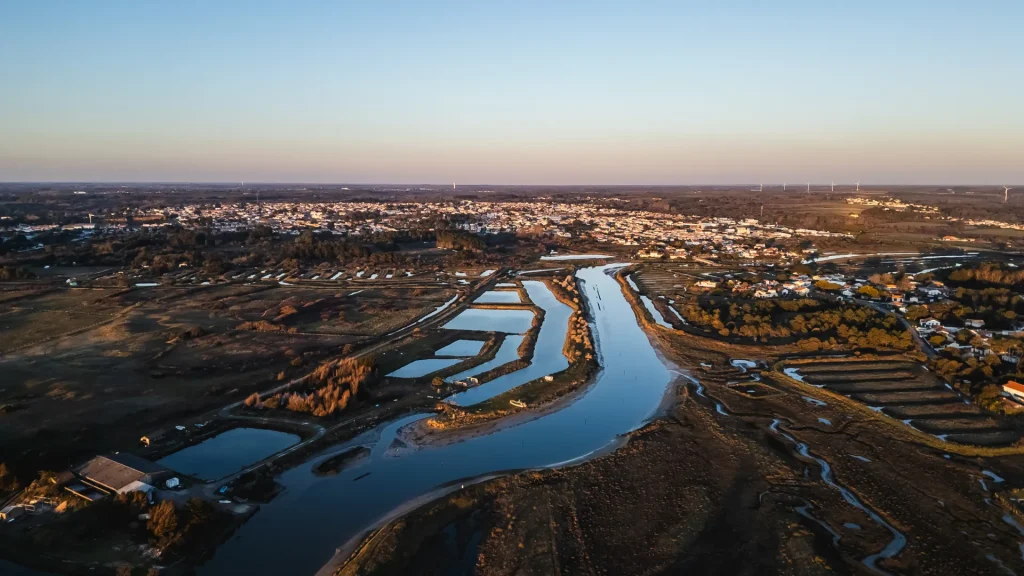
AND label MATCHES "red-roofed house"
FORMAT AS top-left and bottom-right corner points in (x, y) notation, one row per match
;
(1002, 381), (1024, 404)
